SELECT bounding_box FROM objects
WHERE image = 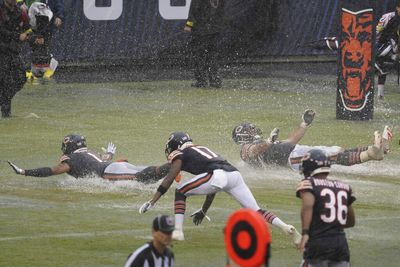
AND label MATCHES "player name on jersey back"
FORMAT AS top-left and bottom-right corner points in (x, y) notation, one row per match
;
(313, 178), (350, 191)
